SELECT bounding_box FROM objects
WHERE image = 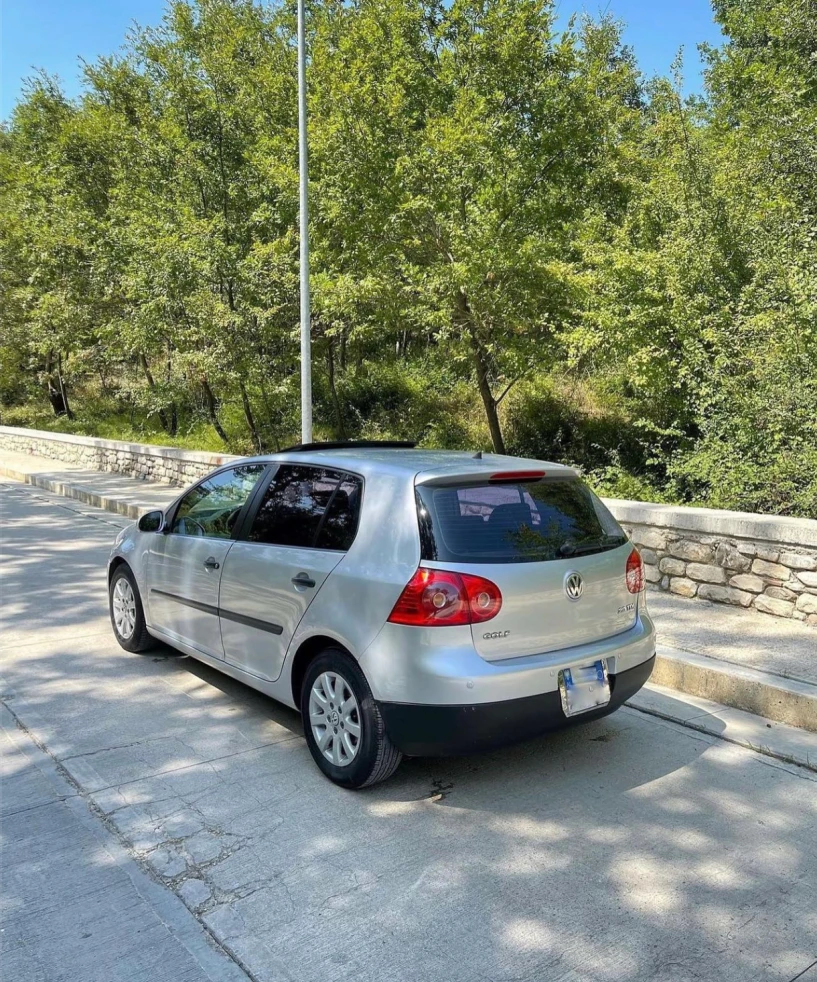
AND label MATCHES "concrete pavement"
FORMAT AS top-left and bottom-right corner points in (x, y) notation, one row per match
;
(2, 478), (817, 982)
